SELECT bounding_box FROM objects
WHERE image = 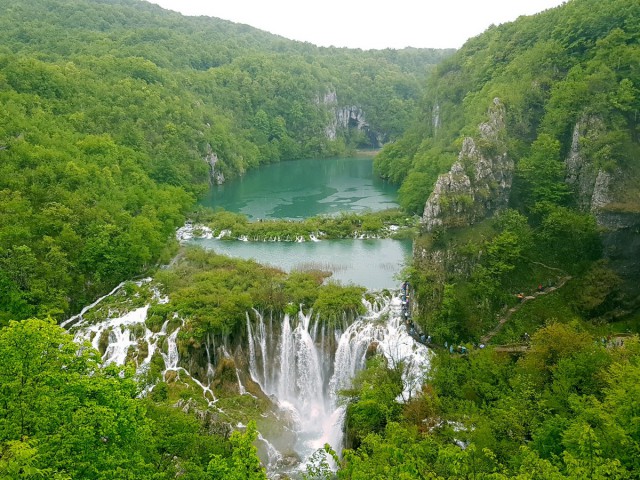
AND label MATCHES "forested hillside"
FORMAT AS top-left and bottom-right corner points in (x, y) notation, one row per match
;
(0, 0), (451, 323)
(4, 0), (640, 478)
(374, 0), (640, 336)
(334, 1), (640, 478)
(377, 0), (638, 210)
